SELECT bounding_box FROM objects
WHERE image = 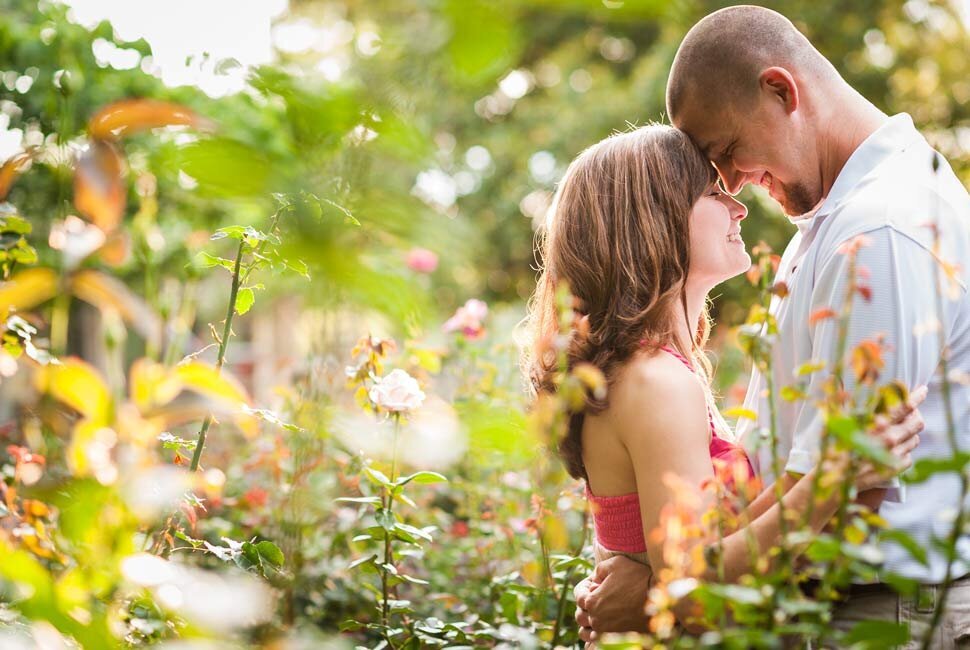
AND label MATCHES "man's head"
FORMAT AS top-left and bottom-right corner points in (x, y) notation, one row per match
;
(667, 5), (842, 216)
